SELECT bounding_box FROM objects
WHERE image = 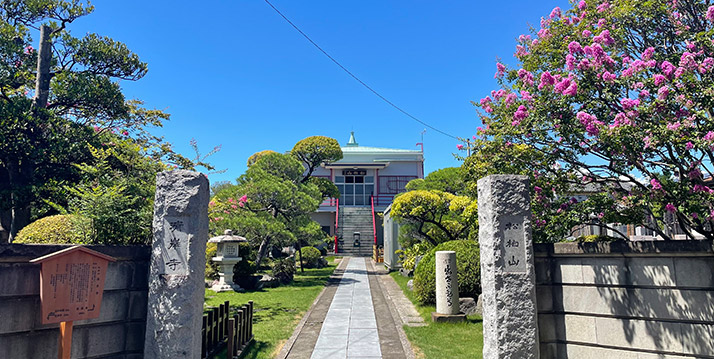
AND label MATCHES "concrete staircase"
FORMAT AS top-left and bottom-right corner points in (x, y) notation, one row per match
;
(338, 207), (374, 257)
